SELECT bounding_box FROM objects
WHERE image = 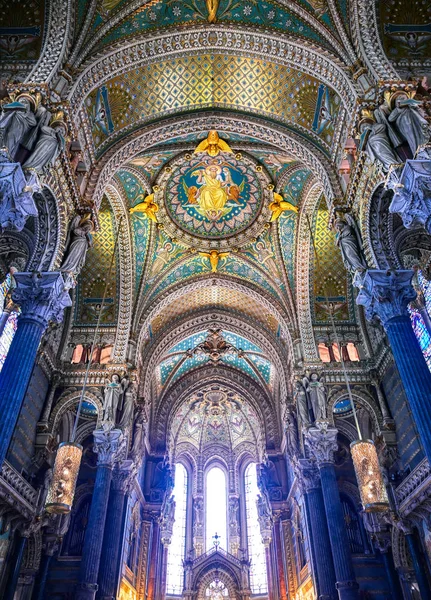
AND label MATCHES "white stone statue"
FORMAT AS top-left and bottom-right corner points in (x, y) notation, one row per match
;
(305, 373), (327, 422)
(102, 374), (128, 424)
(294, 379), (310, 428)
(23, 122), (66, 172)
(130, 408), (147, 459)
(60, 215), (94, 275)
(388, 95), (429, 156)
(118, 385), (136, 431)
(0, 99), (37, 158)
(335, 215), (367, 276)
(360, 120), (400, 171)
